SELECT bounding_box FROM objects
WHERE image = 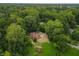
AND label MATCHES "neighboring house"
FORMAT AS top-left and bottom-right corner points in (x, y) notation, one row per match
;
(30, 32), (49, 43)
